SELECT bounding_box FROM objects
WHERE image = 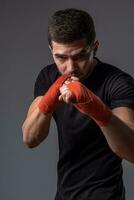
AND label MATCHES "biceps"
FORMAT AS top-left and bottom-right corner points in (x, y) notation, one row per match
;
(112, 107), (134, 126)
